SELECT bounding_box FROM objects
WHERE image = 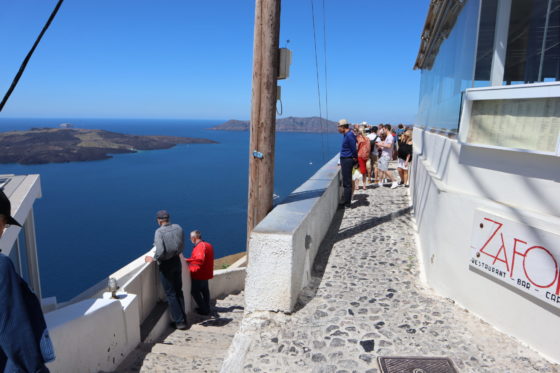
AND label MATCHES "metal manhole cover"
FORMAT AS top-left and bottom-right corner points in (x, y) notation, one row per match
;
(378, 356), (458, 373)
